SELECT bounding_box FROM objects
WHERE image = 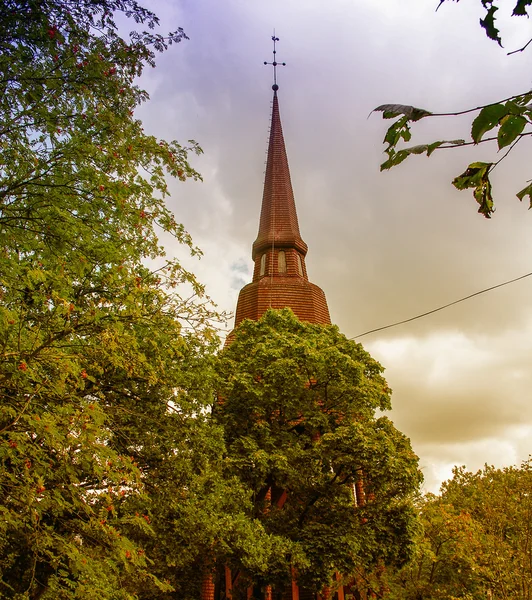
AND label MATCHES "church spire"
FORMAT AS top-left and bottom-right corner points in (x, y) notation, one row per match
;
(232, 39), (330, 327)
(252, 90), (308, 262)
